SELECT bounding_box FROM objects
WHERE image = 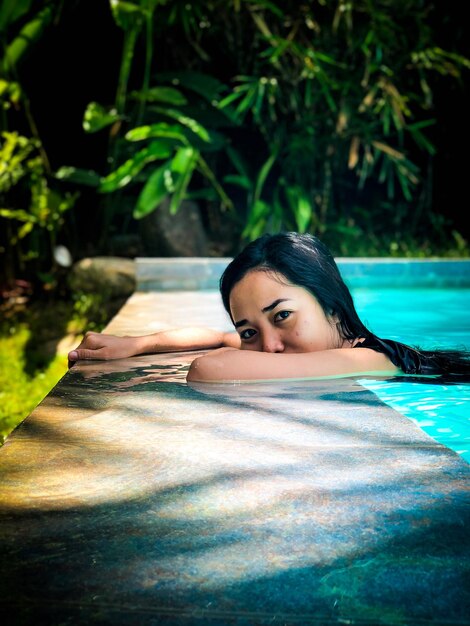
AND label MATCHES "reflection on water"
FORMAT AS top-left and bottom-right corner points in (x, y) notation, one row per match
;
(70, 355), (470, 465)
